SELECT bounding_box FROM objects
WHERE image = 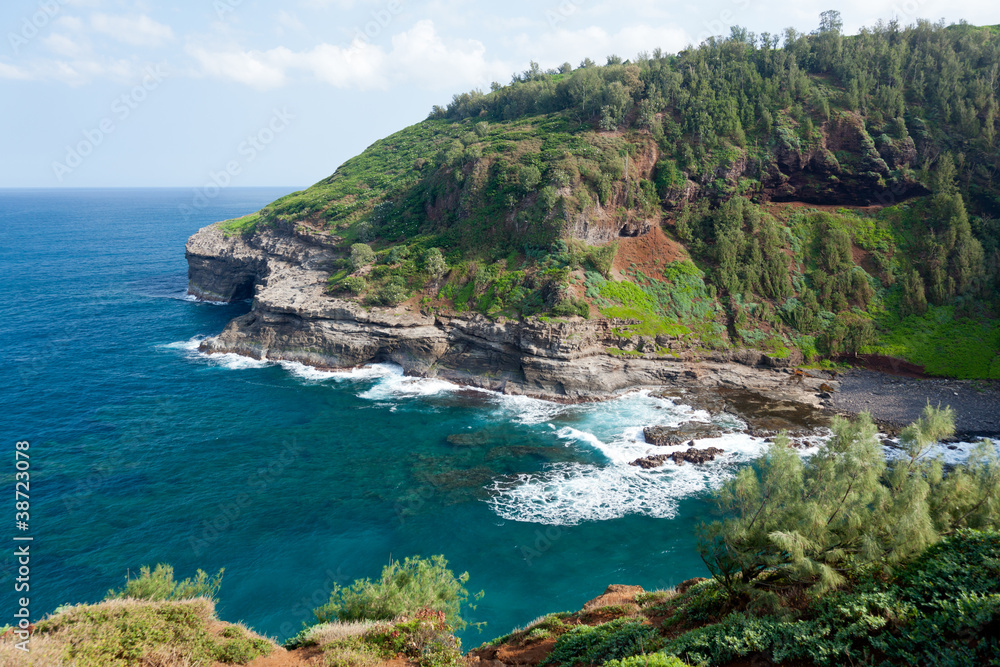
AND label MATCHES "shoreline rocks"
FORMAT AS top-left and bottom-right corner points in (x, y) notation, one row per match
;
(643, 424), (727, 447)
(185, 221), (841, 404)
(185, 220), (1000, 437)
(630, 446), (726, 469)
